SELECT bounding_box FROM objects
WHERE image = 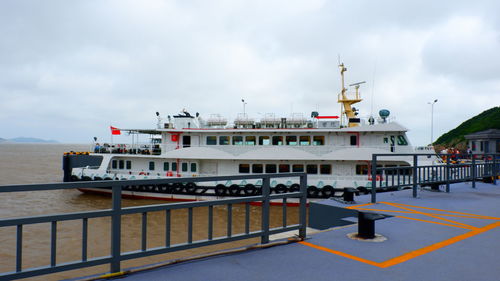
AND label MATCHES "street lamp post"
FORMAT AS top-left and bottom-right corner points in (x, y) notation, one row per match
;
(428, 99), (438, 146)
(241, 99), (247, 116)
